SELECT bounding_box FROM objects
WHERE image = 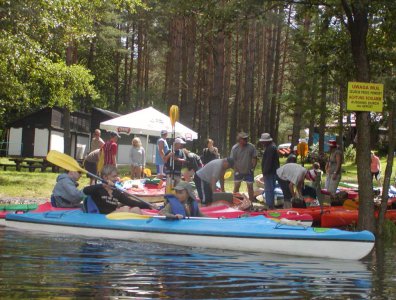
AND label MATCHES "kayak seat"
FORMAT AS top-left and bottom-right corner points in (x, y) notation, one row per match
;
(83, 196), (99, 214)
